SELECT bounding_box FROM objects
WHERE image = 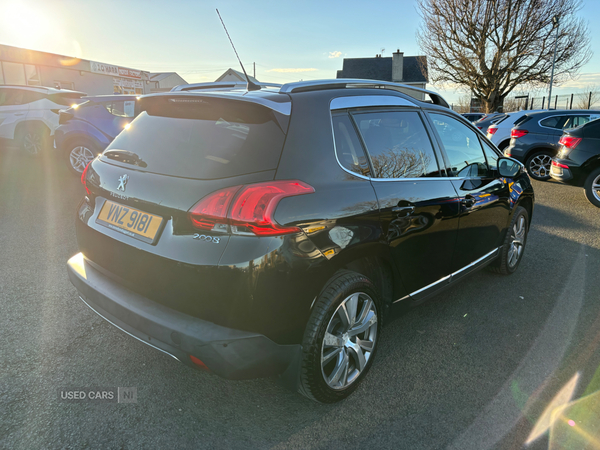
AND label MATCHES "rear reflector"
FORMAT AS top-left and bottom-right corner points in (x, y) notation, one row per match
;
(511, 129), (528, 139)
(189, 355), (210, 371)
(559, 135), (582, 149)
(189, 180), (315, 236)
(81, 162), (91, 195)
(552, 160), (569, 169)
(487, 127), (498, 135)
